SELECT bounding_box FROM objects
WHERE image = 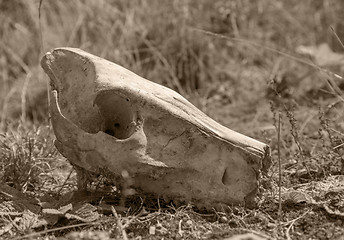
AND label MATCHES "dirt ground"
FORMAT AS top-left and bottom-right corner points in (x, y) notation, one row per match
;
(1, 0), (344, 239)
